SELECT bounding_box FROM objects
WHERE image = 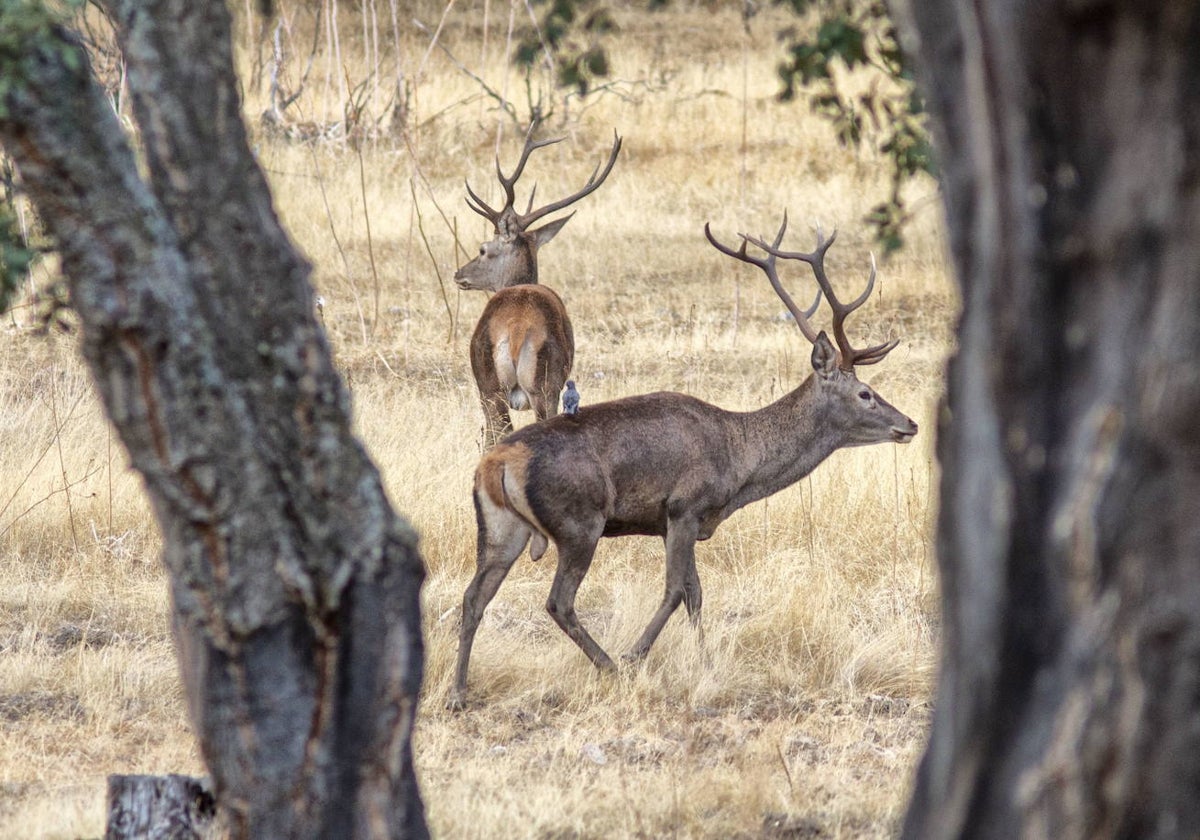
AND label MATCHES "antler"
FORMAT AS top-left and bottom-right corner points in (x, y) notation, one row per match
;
(464, 125), (564, 227)
(704, 212), (822, 344)
(464, 128), (623, 233)
(743, 223), (899, 369)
